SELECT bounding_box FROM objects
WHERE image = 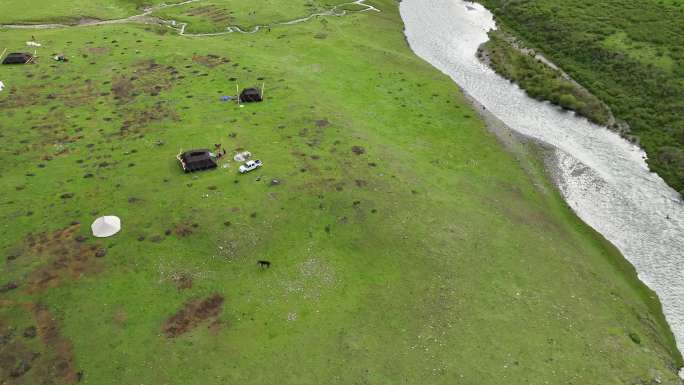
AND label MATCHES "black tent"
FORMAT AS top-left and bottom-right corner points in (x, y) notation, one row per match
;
(240, 87), (262, 103)
(177, 149), (217, 173)
(2, 53), (33, 65)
